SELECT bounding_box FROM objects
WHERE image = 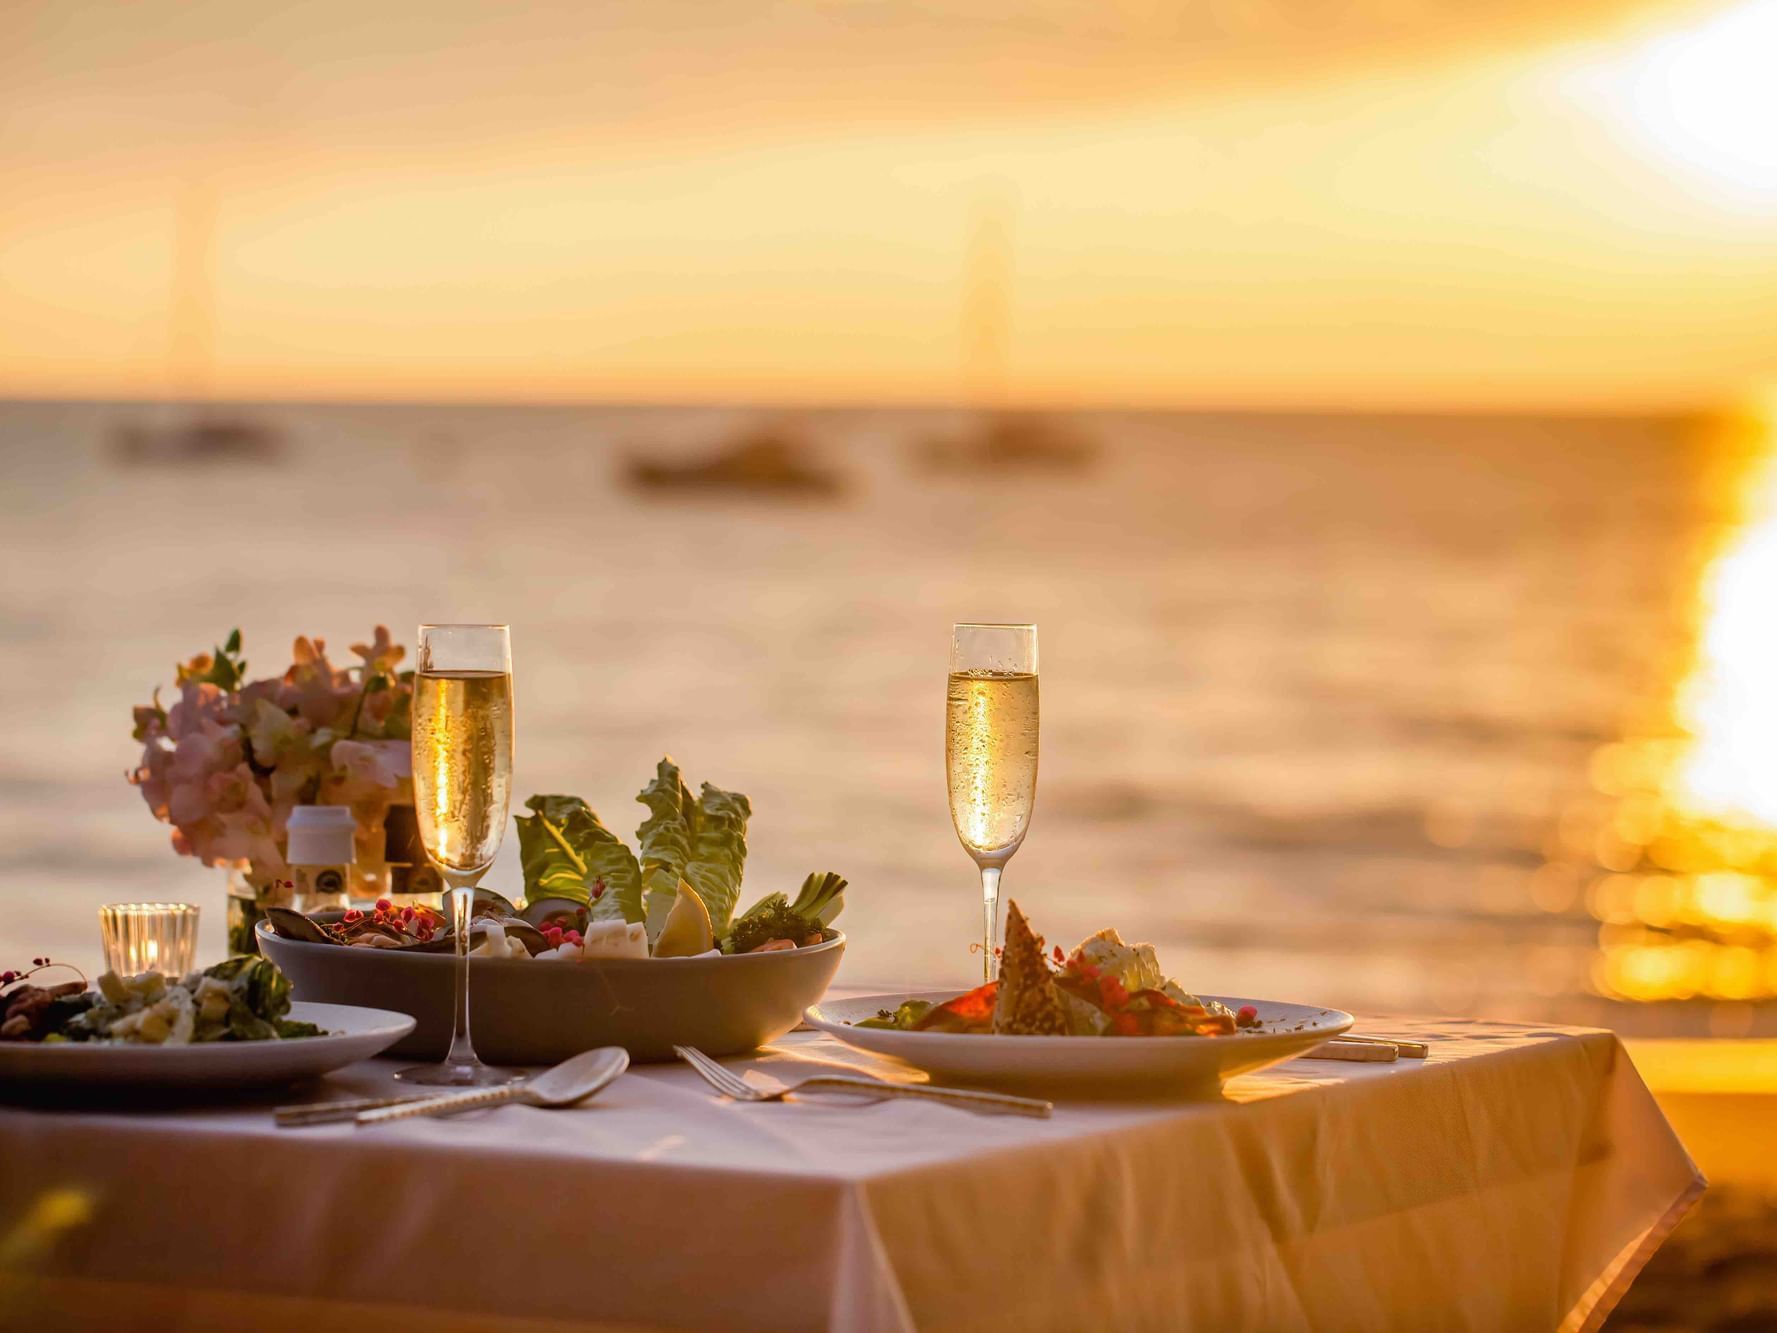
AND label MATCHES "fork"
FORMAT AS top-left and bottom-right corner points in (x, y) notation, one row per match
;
(673, 1046), (1052, 1118)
